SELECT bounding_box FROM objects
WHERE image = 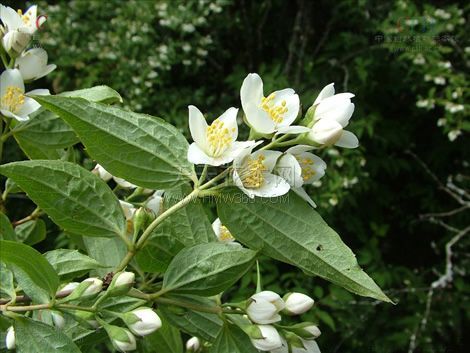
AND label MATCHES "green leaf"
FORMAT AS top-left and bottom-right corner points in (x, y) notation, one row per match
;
(32, 95), (196, 189)
(137, 185), (216, 272)
(0, 160), (126, 238)
(15, 219), (46, 245)
(15, 317), (82, 353)
(0, 212), (16, 240)
(159, 295), (222, 342)
(14, 86), (122, 157)
(217, 190), (391, 303)
(0, 240), (59, 300)
(83, 236), (127, 277)
(162, 243), (256, 296)
(0, 262), (15, 299)
(210, 325), (258, 353)
(141, 311), (183, 353)
(44, 249), (104, 279)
